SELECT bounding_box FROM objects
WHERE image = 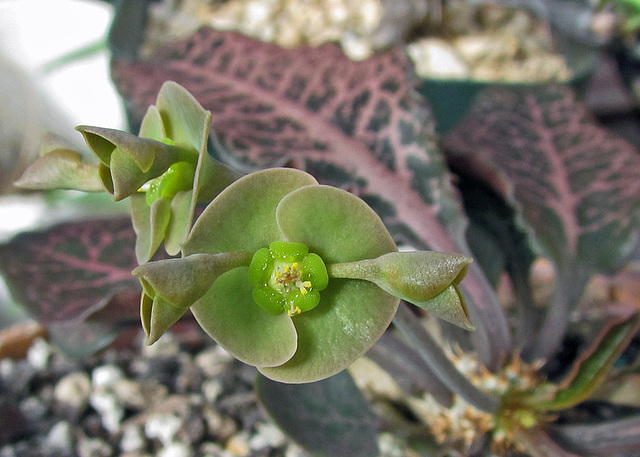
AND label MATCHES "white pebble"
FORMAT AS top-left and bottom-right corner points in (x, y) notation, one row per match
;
(54, 372), (91, 413)
(406, 38), (470, 79)
(120, 423), (147, 453)
(45, 420), (74, 453)
(158, 442), (193, 457)
(195, 346), (233, 378)
(249, 423), (286, 450)
(91, 364), (124, 389)
(0, 358), (16, 378)
(89, 391), (124, 434)
(26, 338), (51, 370)
(202, 379), (224, 403)
(77, 436), (112, 457)
(145, 413), (184, 445)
